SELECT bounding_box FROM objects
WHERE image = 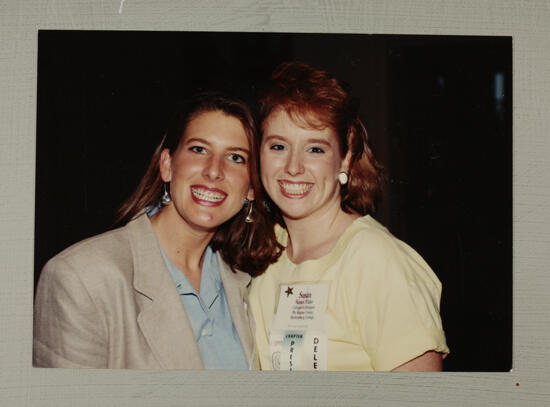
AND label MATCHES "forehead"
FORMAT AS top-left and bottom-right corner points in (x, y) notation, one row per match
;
(182, 110), (249, 147)
(263, 108), (338, 144)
